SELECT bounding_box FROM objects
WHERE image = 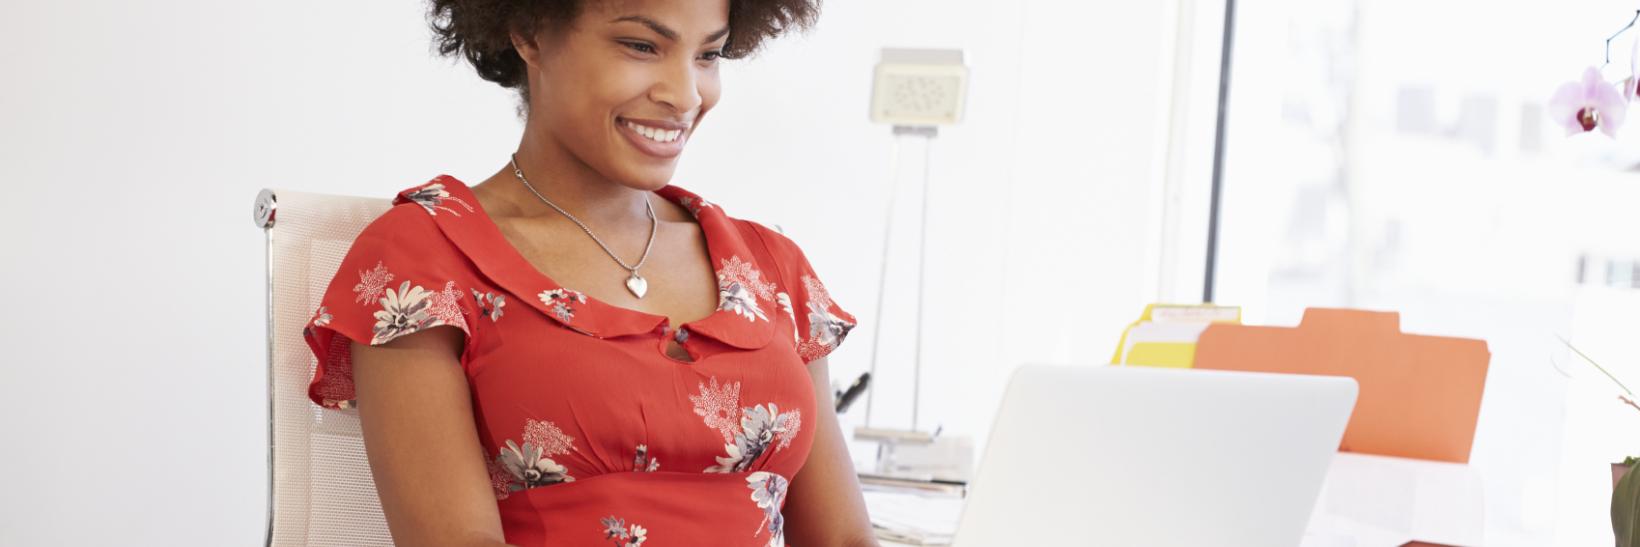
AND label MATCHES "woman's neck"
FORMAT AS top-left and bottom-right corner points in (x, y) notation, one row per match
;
(499, 129), (654, 228)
